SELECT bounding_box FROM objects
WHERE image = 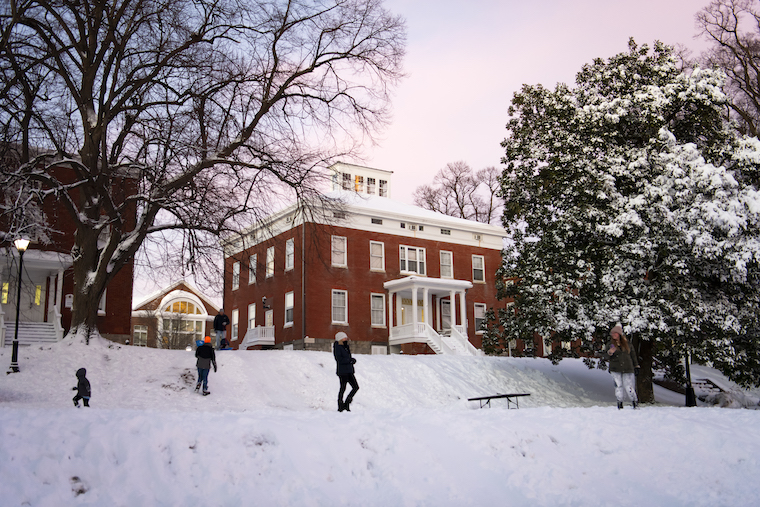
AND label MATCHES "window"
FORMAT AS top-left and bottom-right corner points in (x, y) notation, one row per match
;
(248, 303), (256, 329)
(1, 282), (8, 304)
(474, 303), (487, 334)
(98, 290), (107, 316)
(371, 217), (382, 225)
(285, 238), (294, 271)
(400, 245), (426, 275)
(232, 261), (240, 290)
(265, 309), (274, 327)
(355, 175), (364, 192)
(440, 251), (453, 278)
(285, 291), (294, 327)
(34, 284), (42, 305)
(342, 172), (352, 190)
(332, 235), (347, 267)
(370, 241), (385, 271)
(249, 254), (257, 284)
(332, 289), (347, 324)
(379, 180), (388, 197)
(266, 246), (274, 277)
(230, 309), (239, 340)
(440, 229), (451, 235)
(472, 255), (485, 282)
(367, 178), (376, 194)
(371, 293), (385, 326)
(133, 325), (148, 346)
